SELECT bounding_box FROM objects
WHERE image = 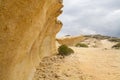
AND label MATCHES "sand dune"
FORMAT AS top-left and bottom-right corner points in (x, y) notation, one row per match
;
(33, 47), (120, 80)
(34, 36), (120, 80)
(71, 47), (120, 80)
